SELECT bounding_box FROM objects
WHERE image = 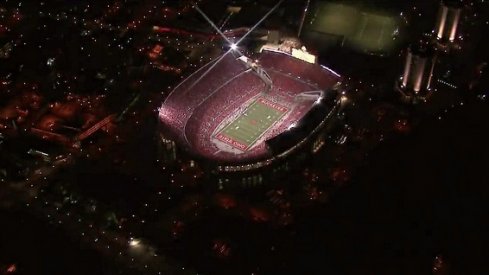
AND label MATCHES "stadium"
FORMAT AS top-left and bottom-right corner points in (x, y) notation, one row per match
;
(158, 47), (343, 174)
